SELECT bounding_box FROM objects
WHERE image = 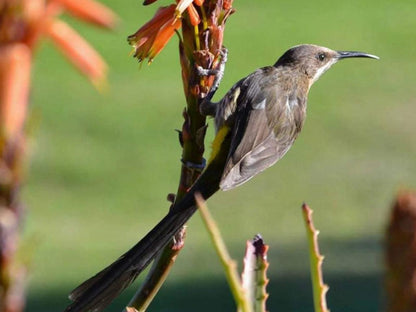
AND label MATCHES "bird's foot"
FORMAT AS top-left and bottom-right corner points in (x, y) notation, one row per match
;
(197, 47), (228, 116)
(196, 47), (228, 85)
